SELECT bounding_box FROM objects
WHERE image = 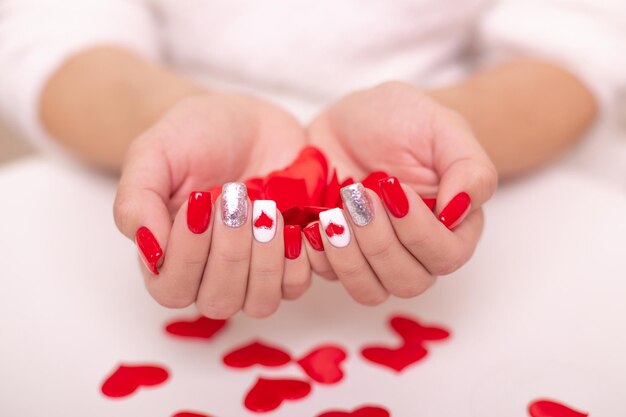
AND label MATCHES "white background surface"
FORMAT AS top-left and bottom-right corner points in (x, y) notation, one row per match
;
(0, 156), (625, 416)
